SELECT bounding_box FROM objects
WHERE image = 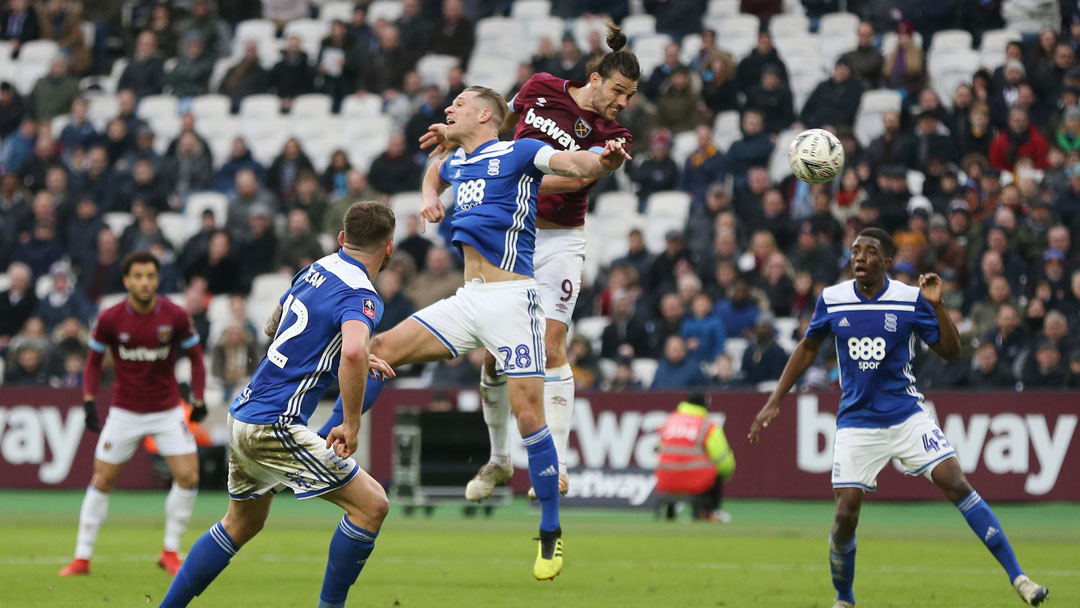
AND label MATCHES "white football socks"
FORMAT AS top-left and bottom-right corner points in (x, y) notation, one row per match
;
(480, 369), (512, 467)
(163, 483), (198, 552)
(74, 486), (110, 560)
(544, 364), (575, 478)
